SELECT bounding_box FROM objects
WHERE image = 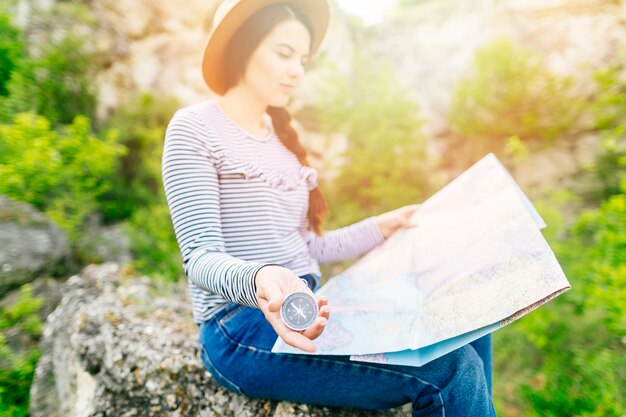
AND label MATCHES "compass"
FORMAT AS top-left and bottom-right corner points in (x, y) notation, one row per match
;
(280, 291), (319, 331)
